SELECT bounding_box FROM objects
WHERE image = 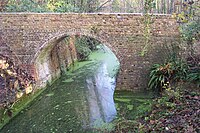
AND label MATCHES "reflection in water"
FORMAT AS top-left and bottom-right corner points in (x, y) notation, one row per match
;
(86, 63), (117, 127)
(0, 45), (119, 132)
